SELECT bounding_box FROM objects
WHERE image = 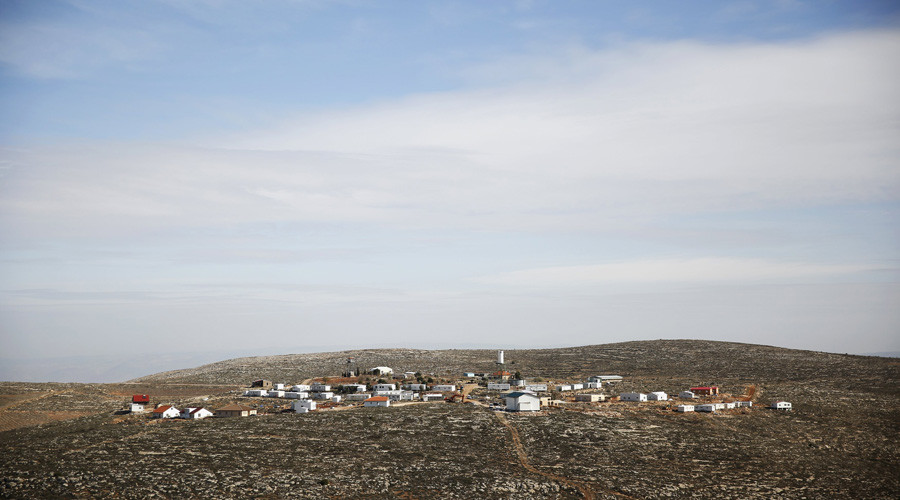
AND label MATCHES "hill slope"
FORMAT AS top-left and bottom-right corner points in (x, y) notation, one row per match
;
(131, 339), (899, 390)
